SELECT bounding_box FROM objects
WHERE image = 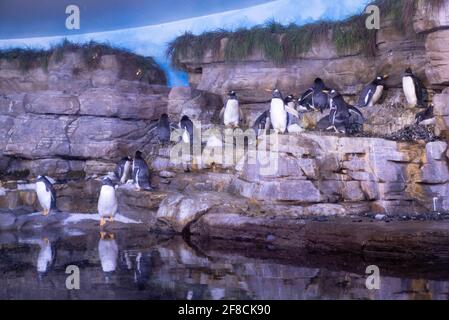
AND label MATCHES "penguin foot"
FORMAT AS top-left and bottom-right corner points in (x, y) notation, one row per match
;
(109, 216), (114, 223)
(99, 218), (107, 227)
(100, 231), (107, 240)
(42, 210), (49, 216)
